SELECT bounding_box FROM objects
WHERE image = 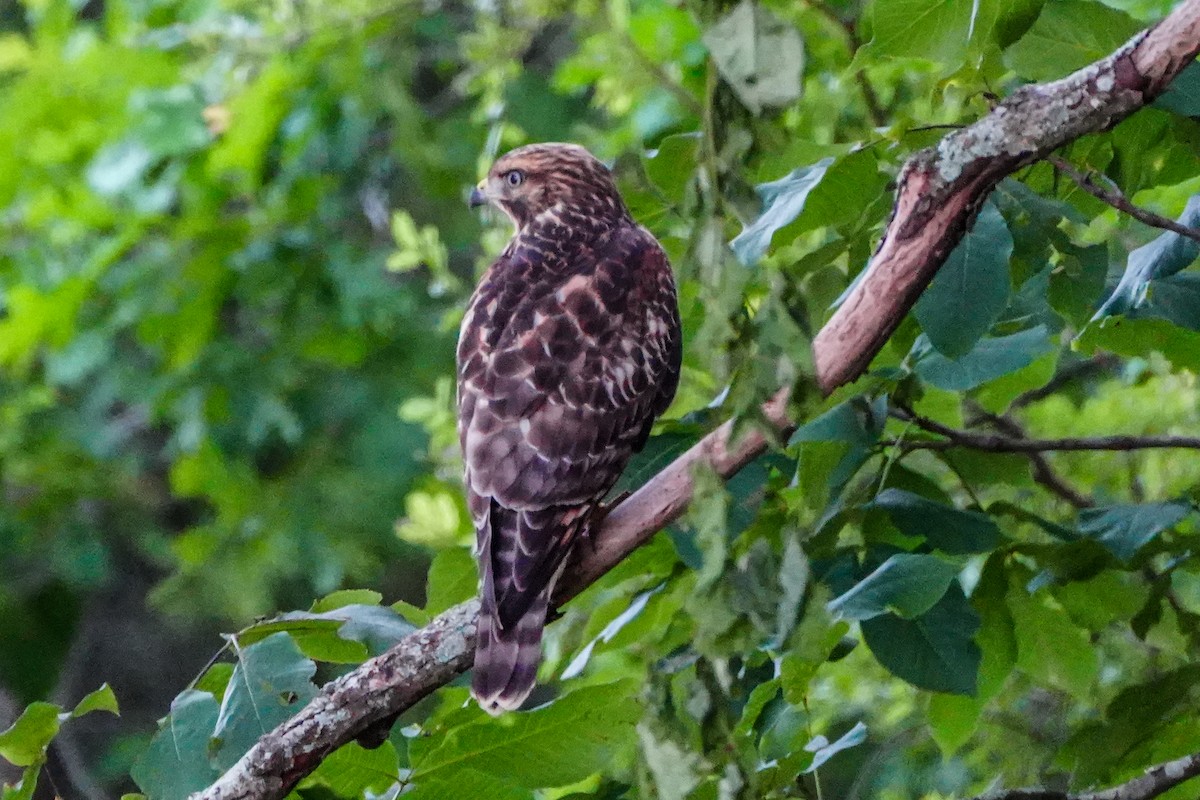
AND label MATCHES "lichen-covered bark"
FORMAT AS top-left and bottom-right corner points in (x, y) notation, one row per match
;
(194, 600), (479, 799)
(812, 0), (1200, 393)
